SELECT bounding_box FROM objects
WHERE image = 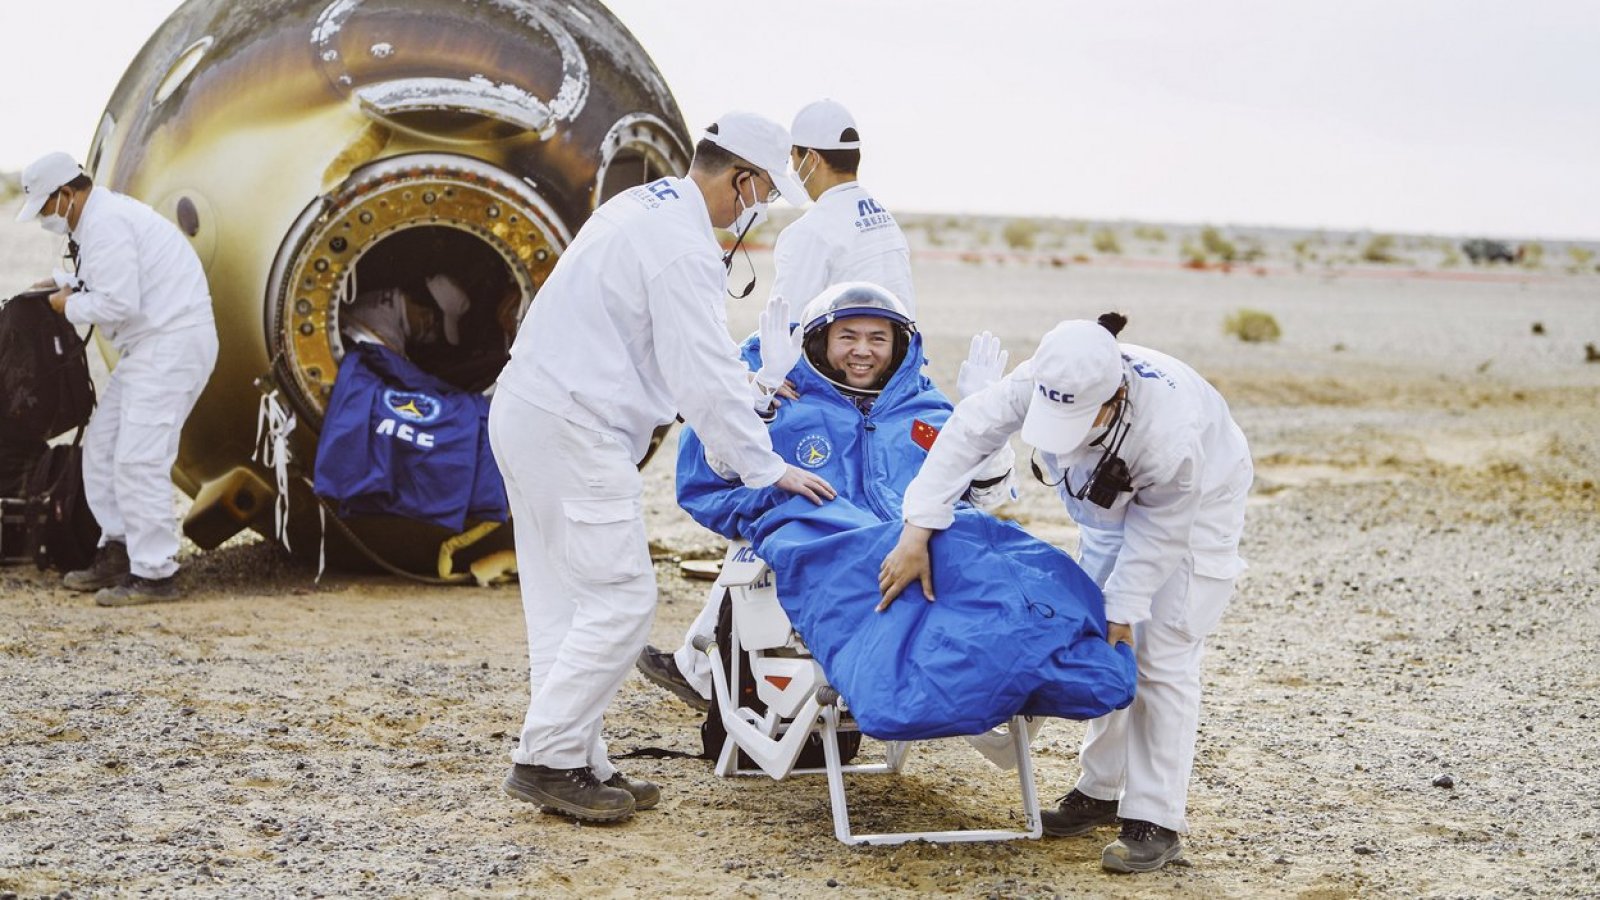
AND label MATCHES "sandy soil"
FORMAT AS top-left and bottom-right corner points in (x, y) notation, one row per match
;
(4, 218), (1600, 898)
